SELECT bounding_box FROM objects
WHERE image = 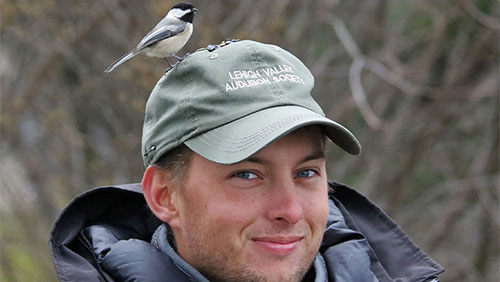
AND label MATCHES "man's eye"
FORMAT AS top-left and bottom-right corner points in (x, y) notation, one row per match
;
(295, 169), (317, 178)
(233, 171), (258, 179)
